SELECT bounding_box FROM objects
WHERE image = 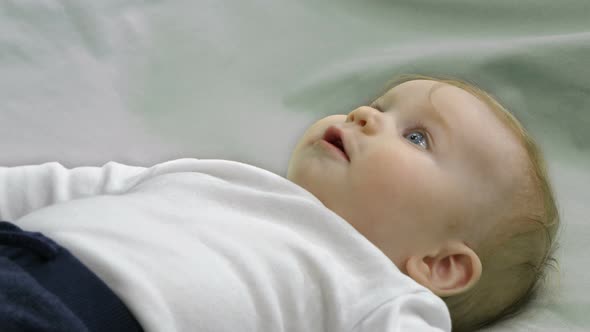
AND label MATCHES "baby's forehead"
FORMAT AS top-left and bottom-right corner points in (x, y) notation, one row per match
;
(378, 80), (458, 103)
